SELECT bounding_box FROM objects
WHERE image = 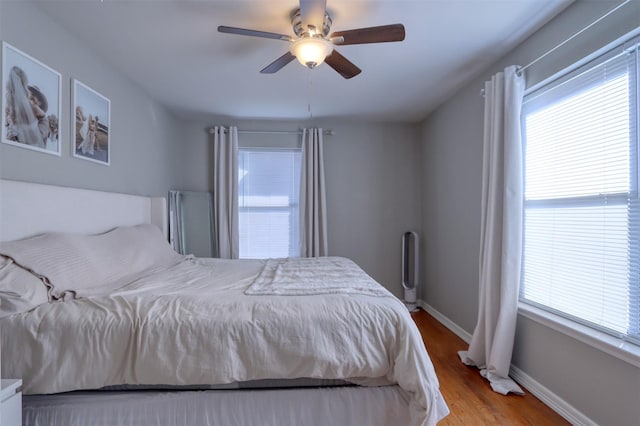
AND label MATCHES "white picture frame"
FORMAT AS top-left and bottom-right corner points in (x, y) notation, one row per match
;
(72, 79), (110, 165)
(1, 42), (62, 156)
